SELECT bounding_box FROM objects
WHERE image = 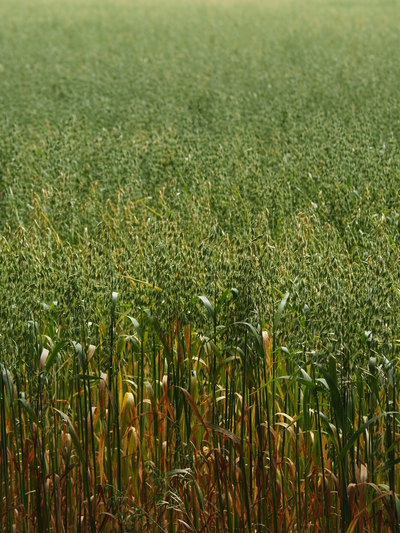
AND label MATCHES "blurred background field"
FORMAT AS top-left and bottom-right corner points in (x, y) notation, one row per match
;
(1, 0), (400, 341)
